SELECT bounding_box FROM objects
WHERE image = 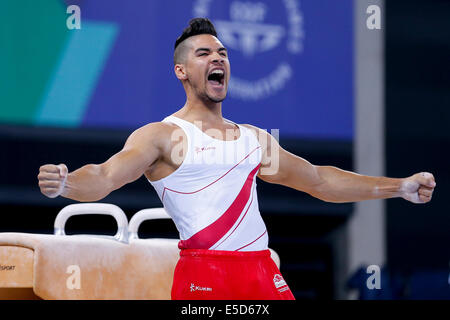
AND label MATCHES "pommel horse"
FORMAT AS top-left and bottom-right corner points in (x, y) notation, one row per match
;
(0, 203), (280, 300)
